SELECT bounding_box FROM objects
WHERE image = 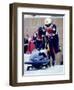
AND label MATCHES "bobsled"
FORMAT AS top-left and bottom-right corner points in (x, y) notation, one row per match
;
(25, 49), (50, 71)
